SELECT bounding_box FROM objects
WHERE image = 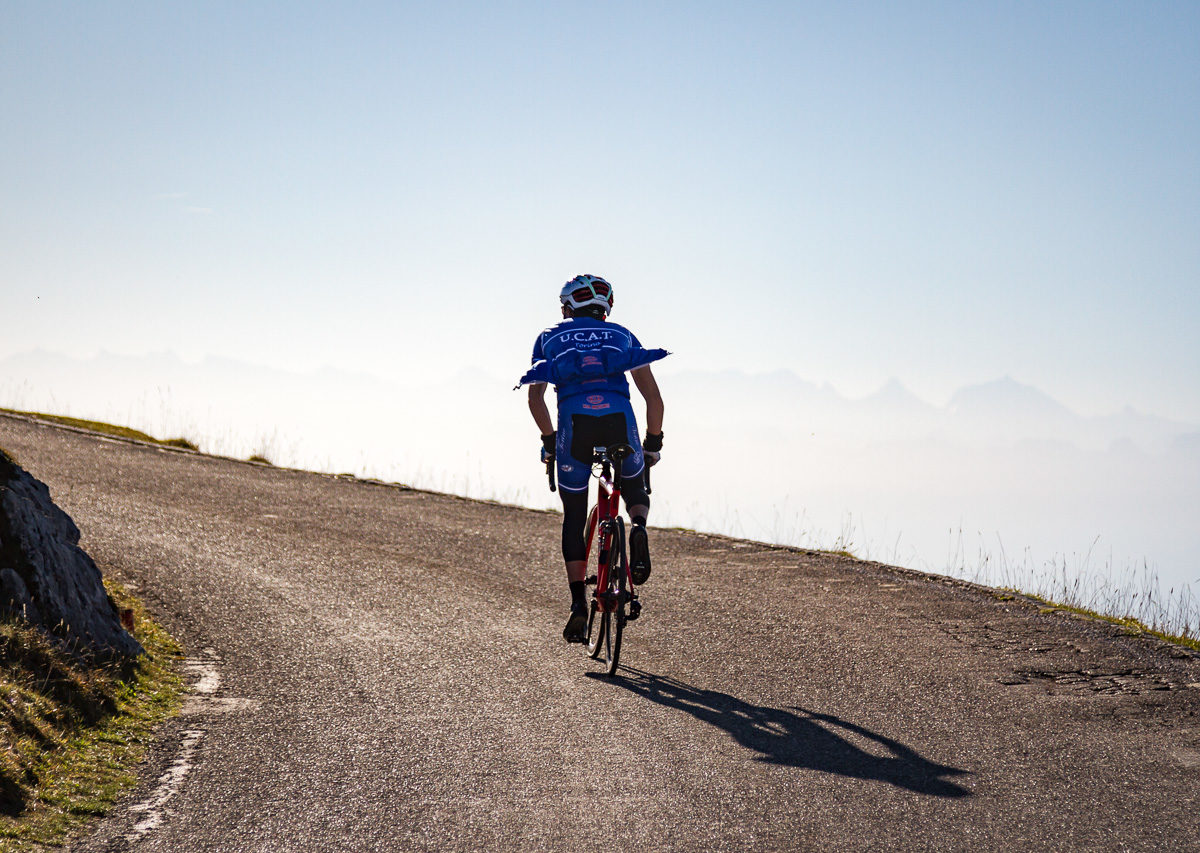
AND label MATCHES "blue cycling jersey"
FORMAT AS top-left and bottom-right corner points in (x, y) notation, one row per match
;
(520, 317), (669, 406)
(533, 318), (639, 403)
(519, 315), (668, 494)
